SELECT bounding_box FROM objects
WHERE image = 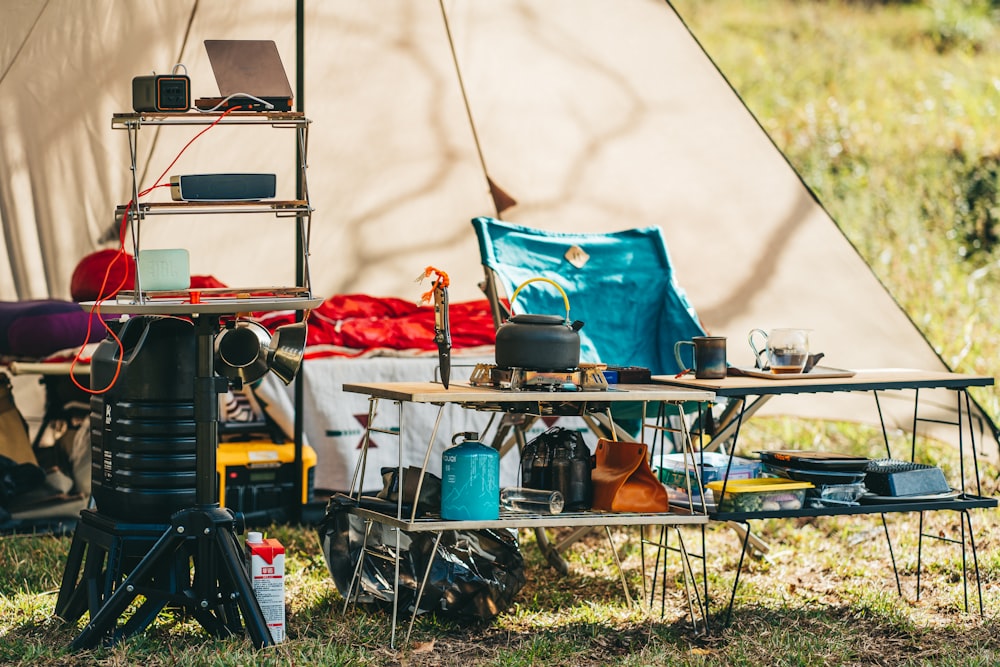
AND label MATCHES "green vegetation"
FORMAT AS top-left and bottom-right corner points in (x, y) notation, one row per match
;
(3, 1), (1000, 664)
